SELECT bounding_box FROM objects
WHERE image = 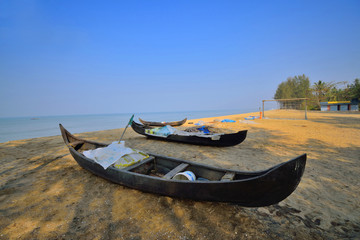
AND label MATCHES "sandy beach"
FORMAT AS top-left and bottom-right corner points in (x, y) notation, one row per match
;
(0, 110), (359, 239)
